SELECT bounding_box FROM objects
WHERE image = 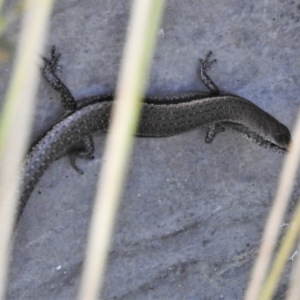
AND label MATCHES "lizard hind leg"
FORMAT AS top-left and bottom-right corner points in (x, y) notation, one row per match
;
(198, 51), (220, 95)
(43, 45), (61, 72)
(42, 46), (77, 111)
(68, 135), (95, 175)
